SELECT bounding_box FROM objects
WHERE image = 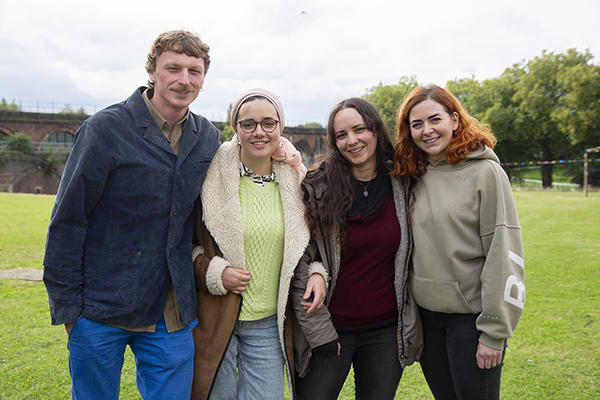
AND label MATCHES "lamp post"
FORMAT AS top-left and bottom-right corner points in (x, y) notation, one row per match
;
(584, 146), (600, 198)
